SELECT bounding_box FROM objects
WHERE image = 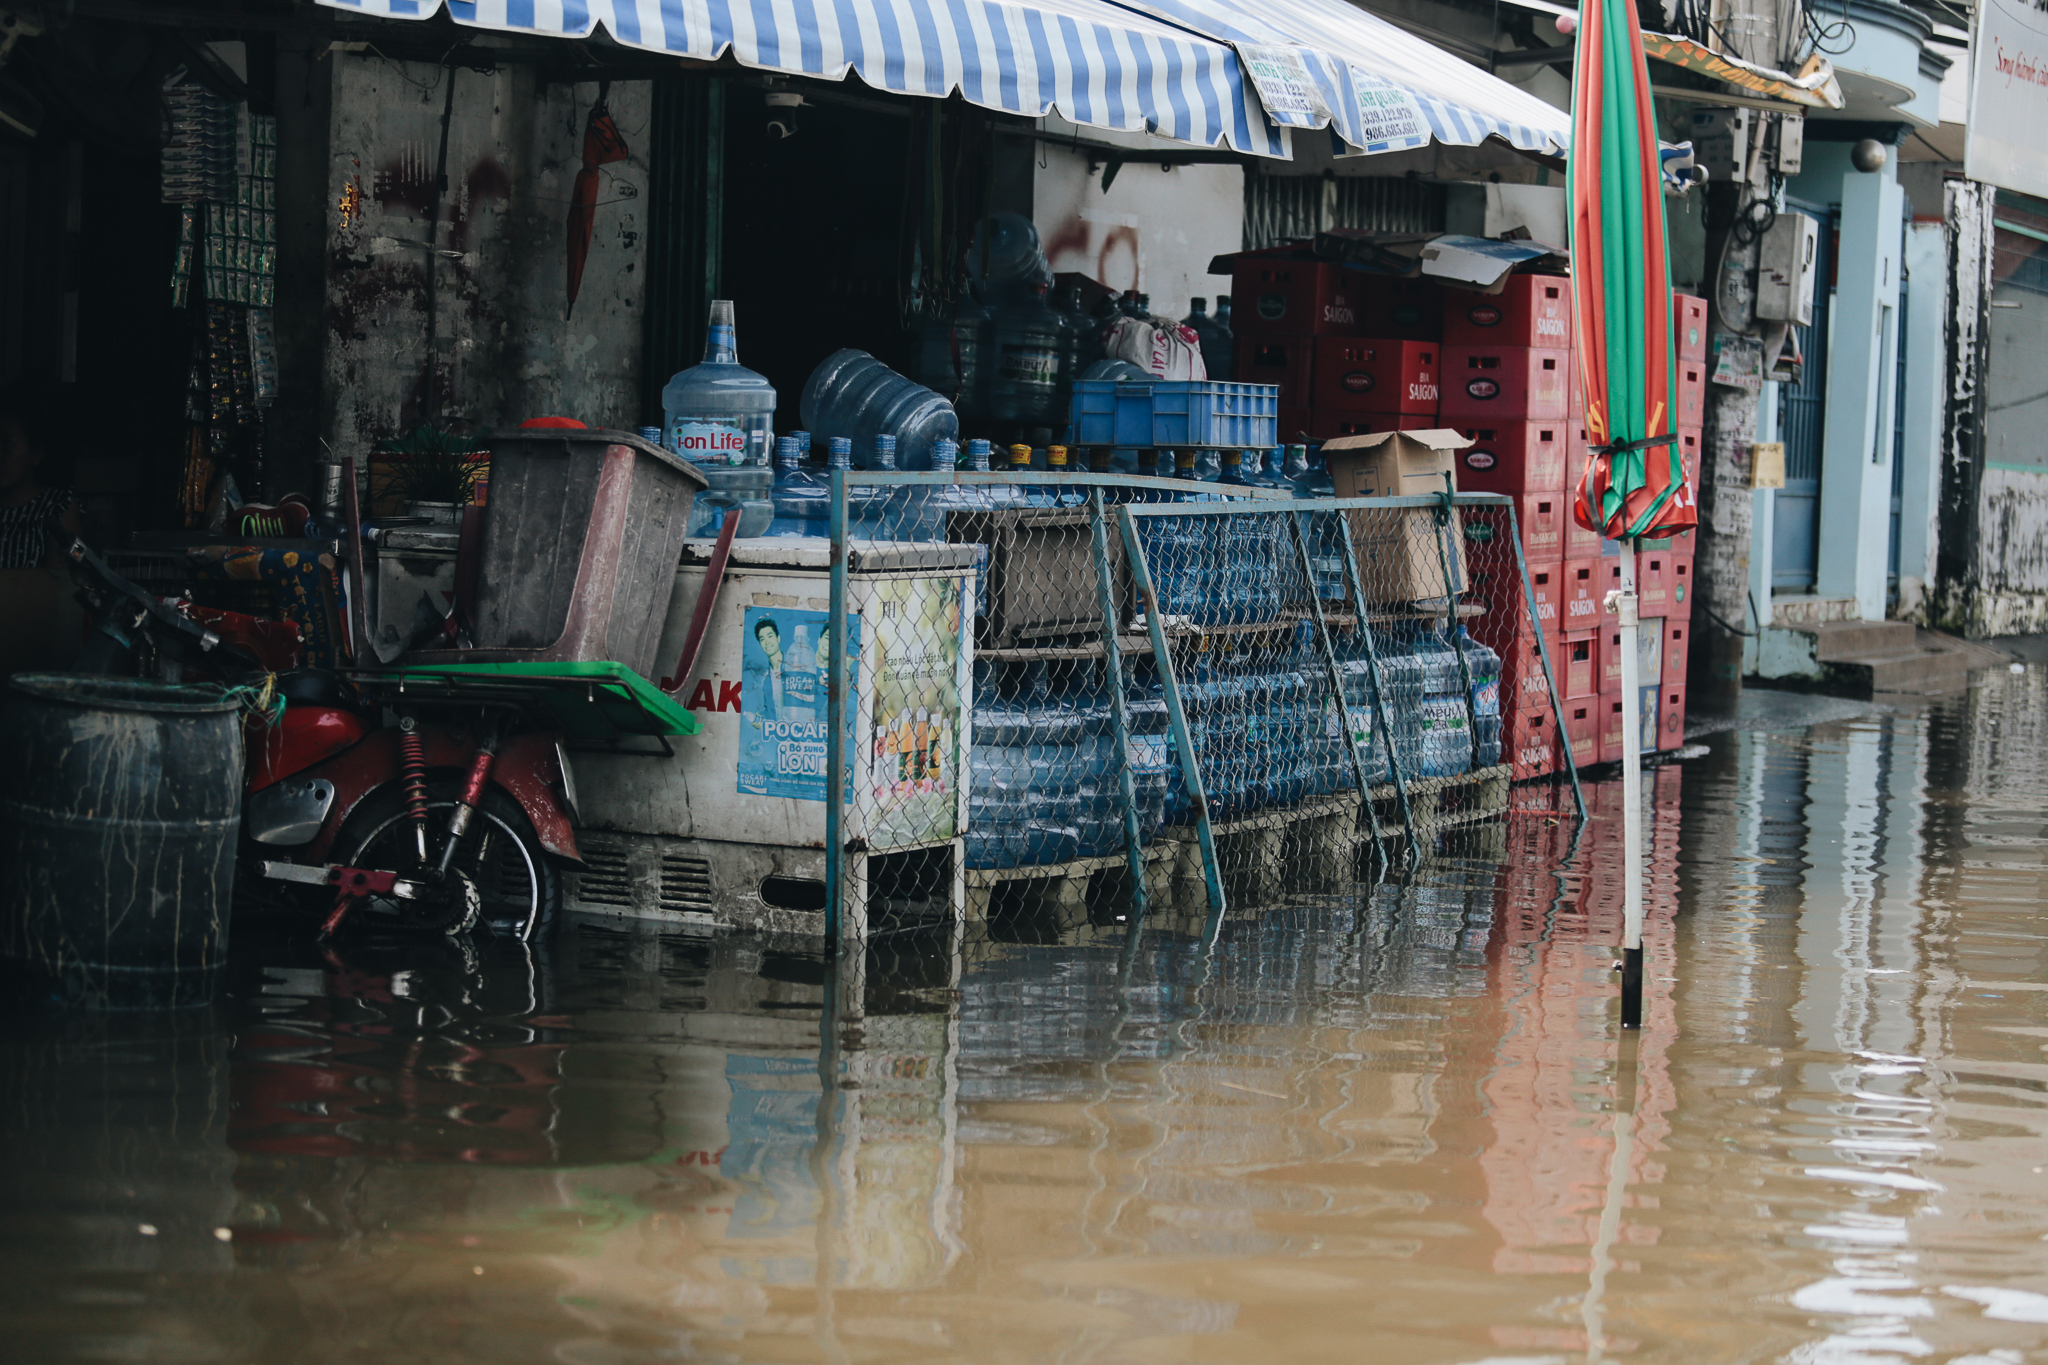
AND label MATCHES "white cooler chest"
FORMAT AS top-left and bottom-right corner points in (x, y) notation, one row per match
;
(566, 537), (977, 938)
